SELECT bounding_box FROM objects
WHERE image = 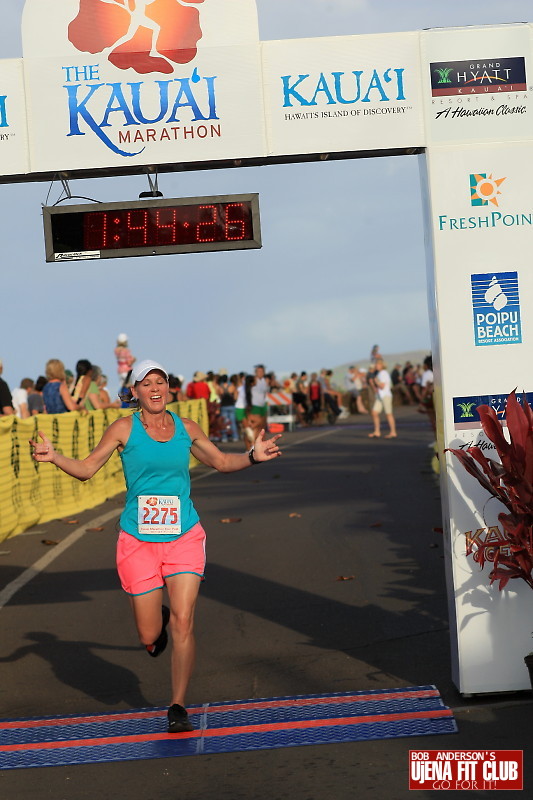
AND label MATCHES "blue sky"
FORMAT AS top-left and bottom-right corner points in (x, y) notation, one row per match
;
(1, 0), (531, 393)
